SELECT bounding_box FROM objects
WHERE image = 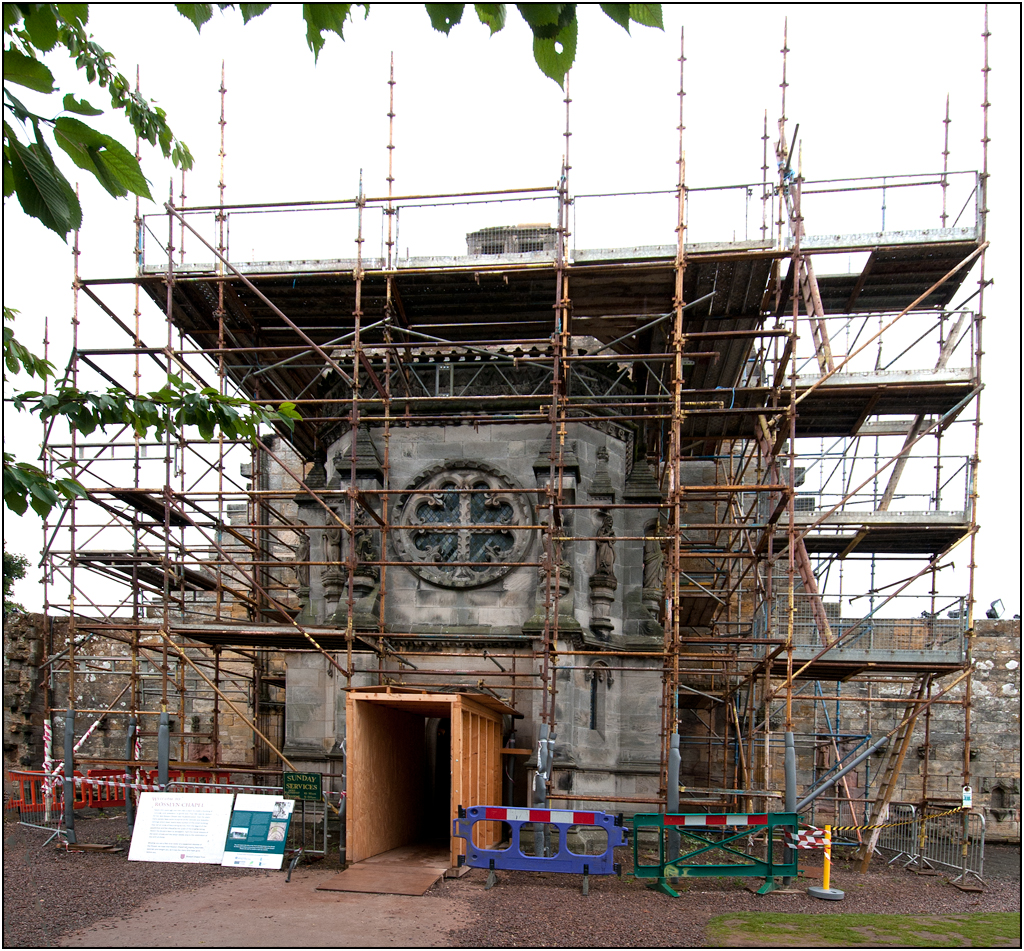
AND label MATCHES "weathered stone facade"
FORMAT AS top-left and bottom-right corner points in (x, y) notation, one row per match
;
(274, 417), (667, 803)
(3, 614), (47, 771)
(674, 618), (1021, 841)
(2, 614), (273, 782)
